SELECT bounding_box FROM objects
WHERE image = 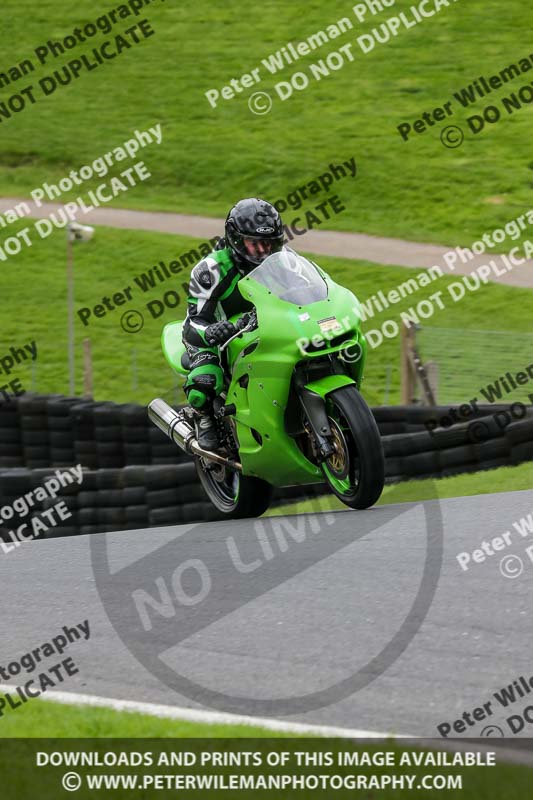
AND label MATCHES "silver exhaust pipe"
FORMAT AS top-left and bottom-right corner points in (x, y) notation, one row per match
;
(148, 398), (195, 451)
(148, 398), (242, 471)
